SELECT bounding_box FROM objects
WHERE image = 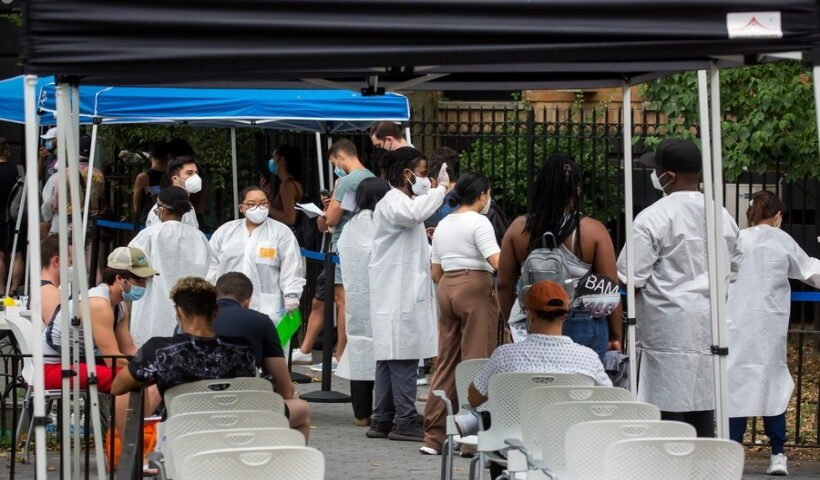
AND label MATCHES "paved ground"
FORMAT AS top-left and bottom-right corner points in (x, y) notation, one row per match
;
(4, 365), (819, 479)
